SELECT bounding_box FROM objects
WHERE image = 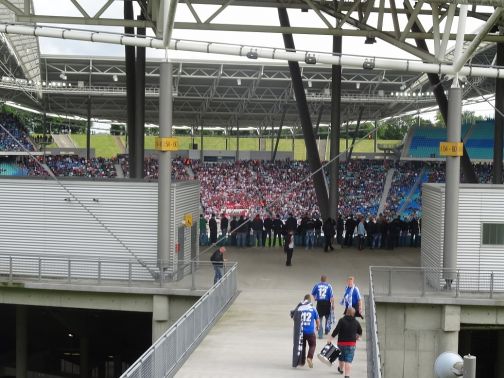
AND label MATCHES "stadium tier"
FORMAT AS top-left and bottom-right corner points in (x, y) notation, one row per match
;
(406, 121), (496, 159)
